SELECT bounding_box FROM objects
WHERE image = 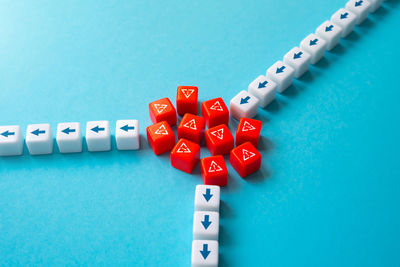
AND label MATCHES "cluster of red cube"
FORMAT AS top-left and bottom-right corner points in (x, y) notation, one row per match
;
(146, 86), (263, 186)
